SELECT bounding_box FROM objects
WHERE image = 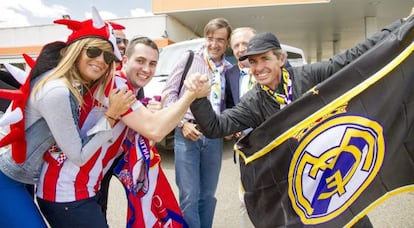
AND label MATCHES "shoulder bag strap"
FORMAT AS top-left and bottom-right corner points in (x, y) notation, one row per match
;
(178, 50), (194, 92)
